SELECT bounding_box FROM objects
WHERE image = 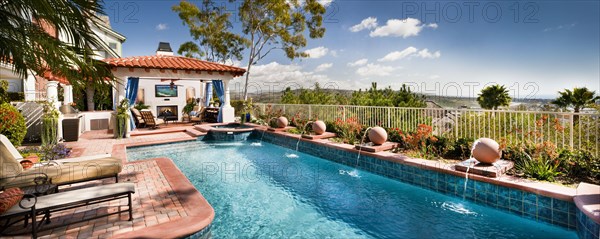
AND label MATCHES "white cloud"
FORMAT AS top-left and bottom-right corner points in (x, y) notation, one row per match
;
(330, 50), (338, 57)
(317, 0), (333, 7)
(543, 23), (576, 32)
(427, 23), (438, 29)
(245, 62), (330, 89)
(349, 17), (378, 32)
(356, 63), (397, 77)
(429, 75), (440, 80)
(347, 58), (368, 67)
(304, 46), (329, 59)
(369, 18), (426, 38)
(156, 23), (168, 31)
(377, 47), (441, 61)
(417, 49), (441, 59)
(378, 47), (418, 62)
(314, 63), (333, 72)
